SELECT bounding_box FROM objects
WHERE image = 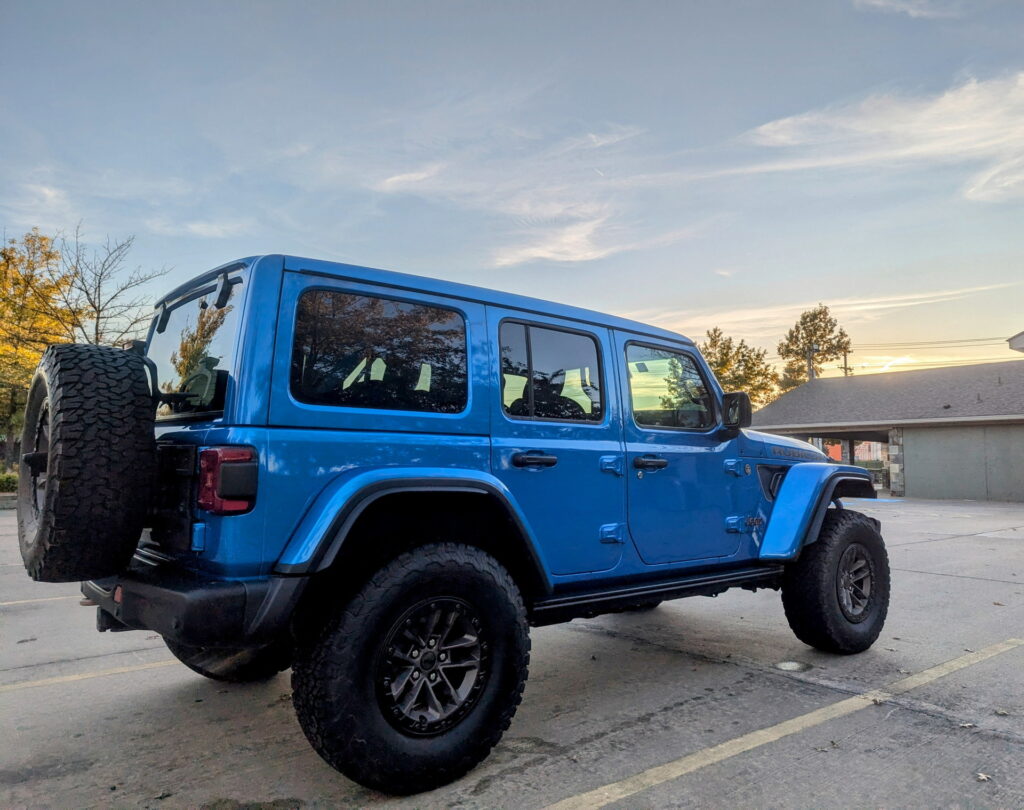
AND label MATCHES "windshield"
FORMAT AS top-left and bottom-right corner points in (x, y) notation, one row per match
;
(147, 274), (245, 420)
